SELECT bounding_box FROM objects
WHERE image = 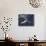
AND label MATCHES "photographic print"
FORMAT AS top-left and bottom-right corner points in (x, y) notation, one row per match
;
(18, 14), (34, 26)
